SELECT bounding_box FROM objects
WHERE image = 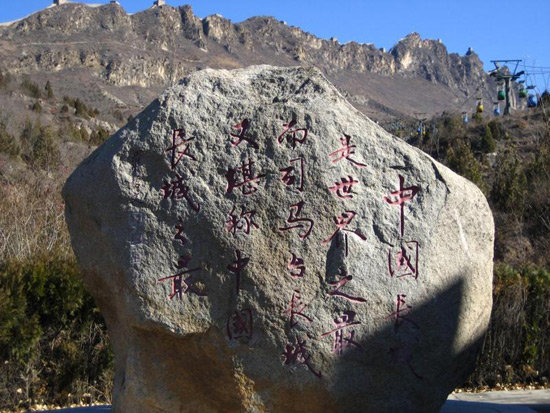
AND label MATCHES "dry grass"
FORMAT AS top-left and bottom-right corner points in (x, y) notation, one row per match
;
(0, 171), (71, 261)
